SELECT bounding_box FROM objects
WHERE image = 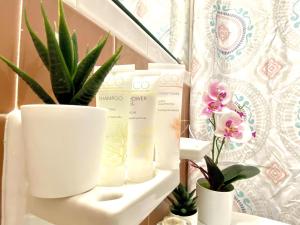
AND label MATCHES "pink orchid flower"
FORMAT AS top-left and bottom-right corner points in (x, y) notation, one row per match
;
(208, 80), (232, 104)
(202, 98), (223, 116)
(202, 80), (232, 116)
(214, 110), (252, 143)
(226, 102), (246, 119)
